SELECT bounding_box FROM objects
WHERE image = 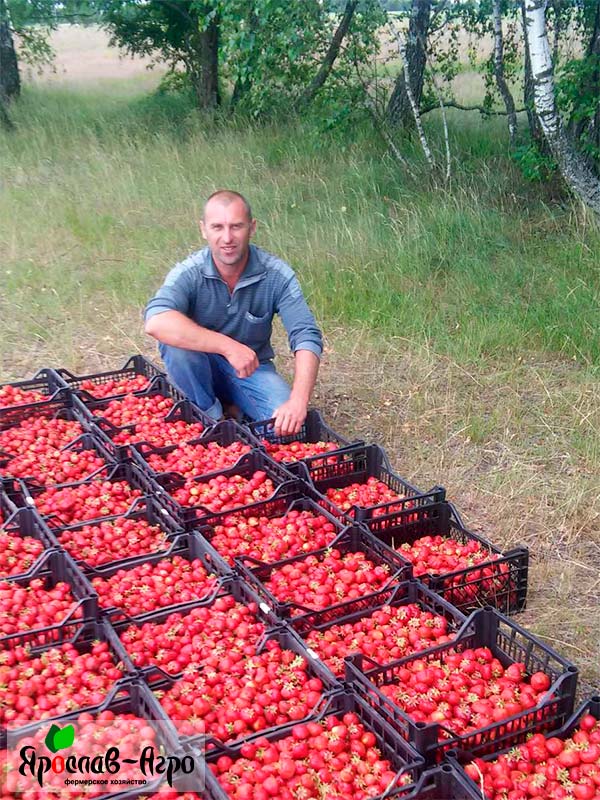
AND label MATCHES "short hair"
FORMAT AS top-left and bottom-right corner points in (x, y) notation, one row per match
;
(202, 190), (253, 222)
